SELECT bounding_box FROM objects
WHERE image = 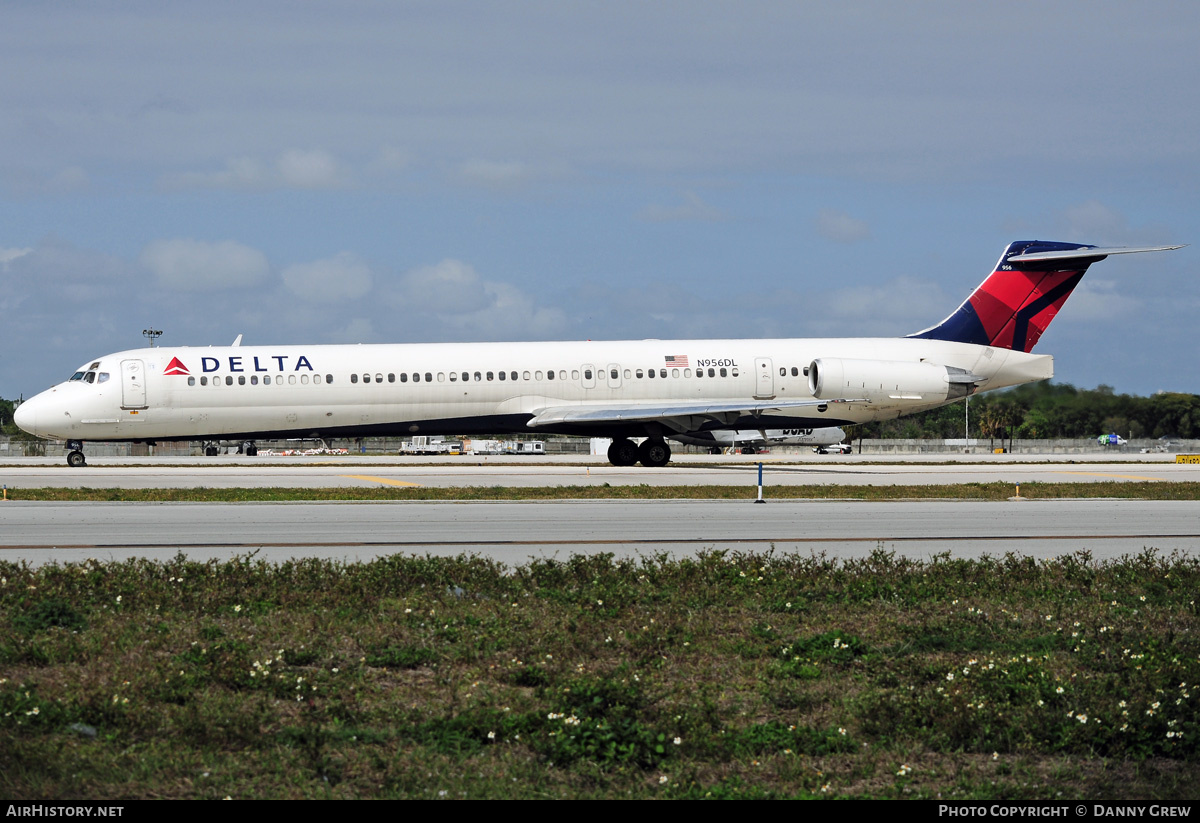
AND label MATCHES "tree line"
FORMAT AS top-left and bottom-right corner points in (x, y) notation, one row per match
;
(847, 382), (1199, 444)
